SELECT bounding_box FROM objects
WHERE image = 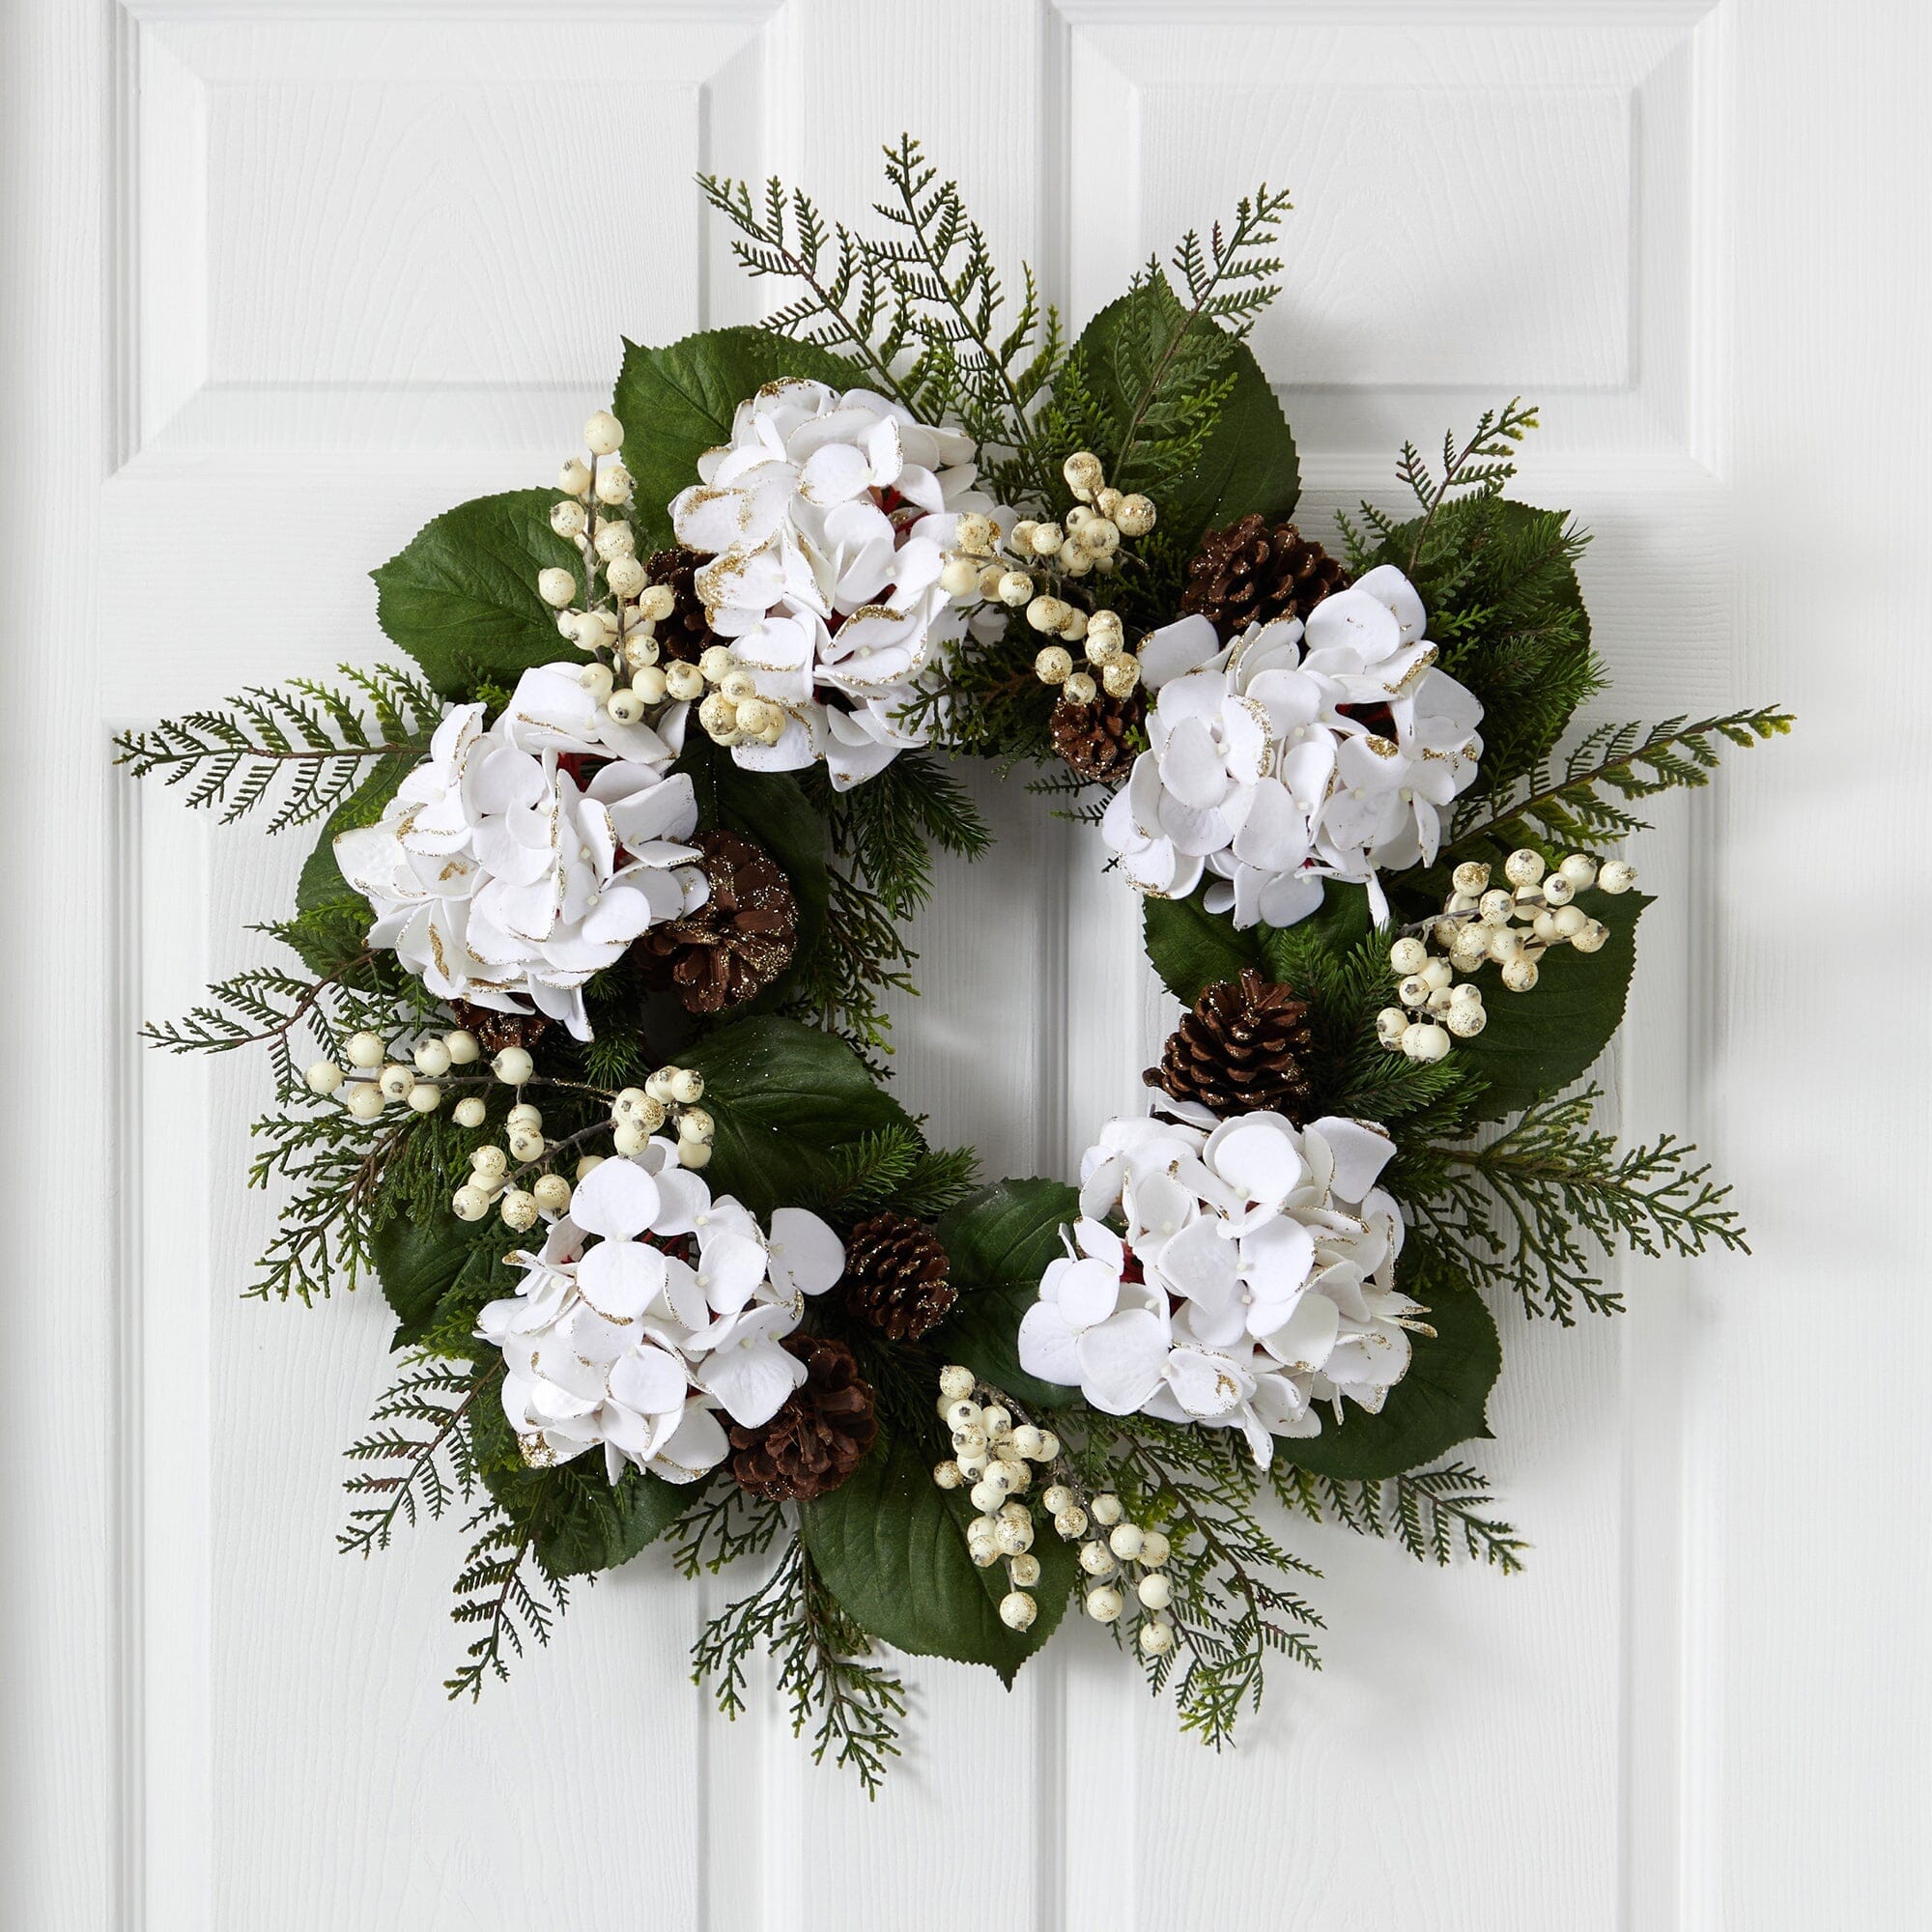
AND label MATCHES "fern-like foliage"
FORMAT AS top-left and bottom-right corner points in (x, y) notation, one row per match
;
(1397, 1086), (1750, 1324)
(1089, 1418), (1323, 1749)
(1447, 707), (1797, 859)
(339, 1355), (495, 1558)
(443, 1498), (571, 1701)
(113, 663), (439, 831)
(693, 1542), (907, 1797)
(1272, 1461), (1528, 1572)
(699, 135), (1065, 505)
